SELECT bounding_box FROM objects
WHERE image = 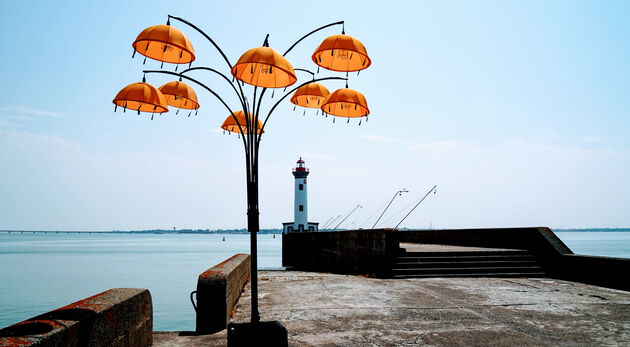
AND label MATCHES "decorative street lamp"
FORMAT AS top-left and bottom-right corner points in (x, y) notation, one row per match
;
(113, 15), (371, 334)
